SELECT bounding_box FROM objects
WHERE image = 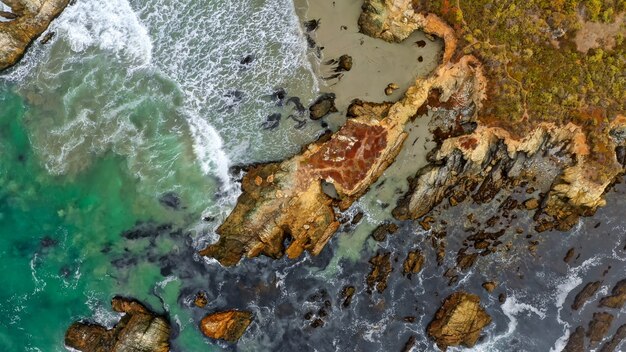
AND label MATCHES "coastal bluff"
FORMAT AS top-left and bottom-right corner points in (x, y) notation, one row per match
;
(0, 0), (69, 71)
